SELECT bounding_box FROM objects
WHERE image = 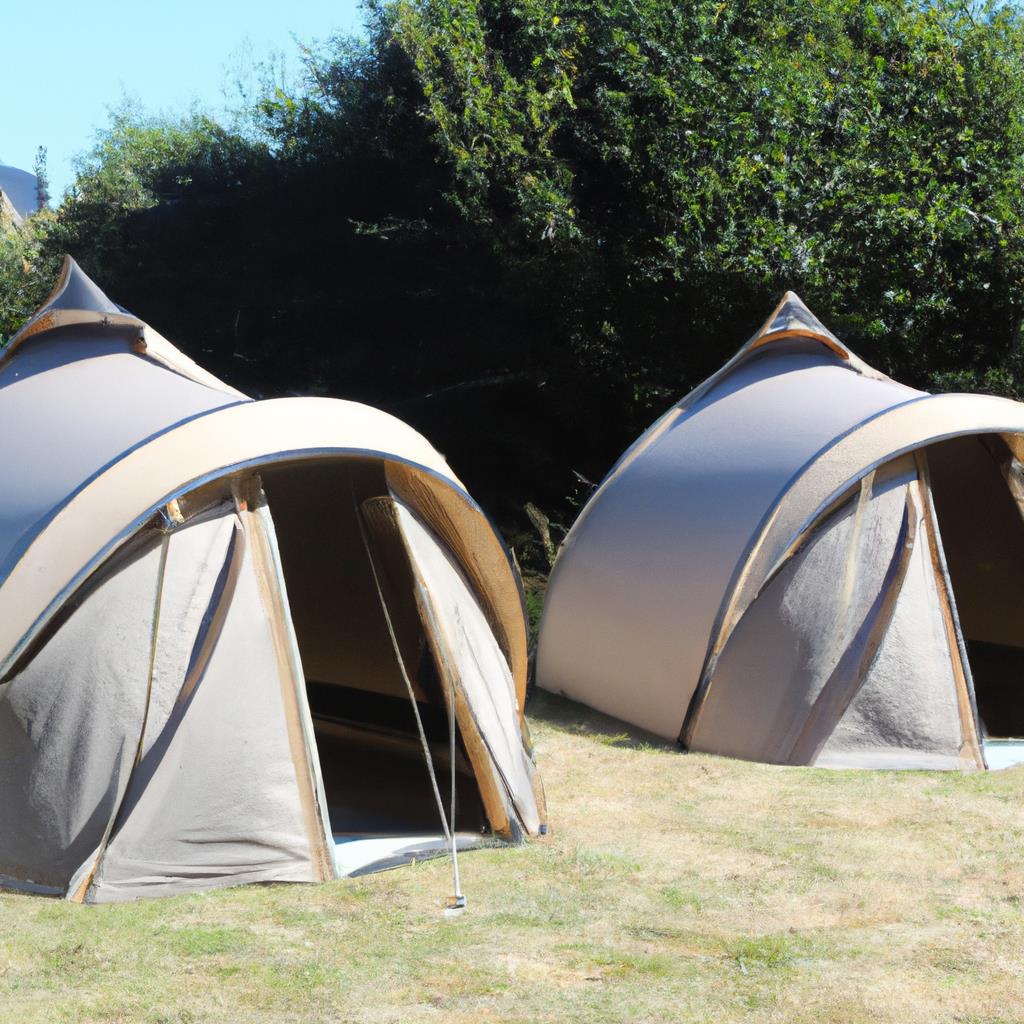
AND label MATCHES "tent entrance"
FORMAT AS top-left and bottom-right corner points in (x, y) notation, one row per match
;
(258, 460), (487, 872)
(927, 435), (1024, 758)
